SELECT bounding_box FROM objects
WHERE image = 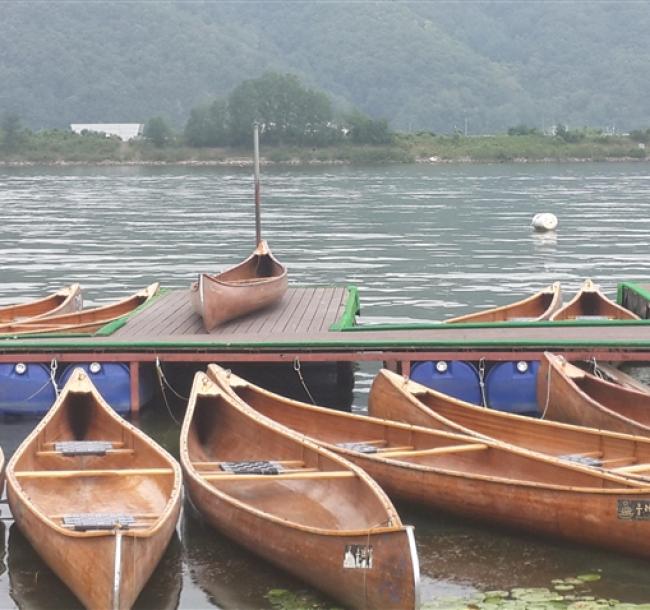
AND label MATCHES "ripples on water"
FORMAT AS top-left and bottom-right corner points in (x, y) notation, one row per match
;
(1, 163), (650, 608)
